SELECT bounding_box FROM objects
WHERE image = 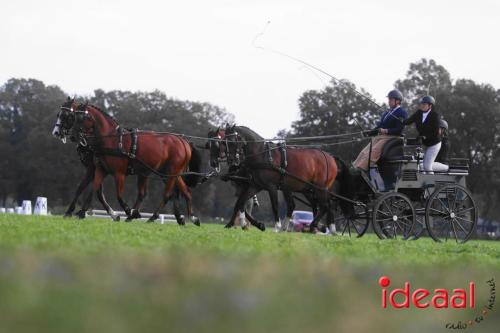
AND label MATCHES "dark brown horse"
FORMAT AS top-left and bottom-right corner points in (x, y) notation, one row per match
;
(223, 125), (353, 232)
(207, 127), (319, 231)
(52, 98), (119, 221)
(68, 102), (202, 224)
